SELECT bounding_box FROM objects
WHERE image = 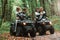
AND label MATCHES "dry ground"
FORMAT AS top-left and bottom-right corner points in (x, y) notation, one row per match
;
(0, 31), (60, 40)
